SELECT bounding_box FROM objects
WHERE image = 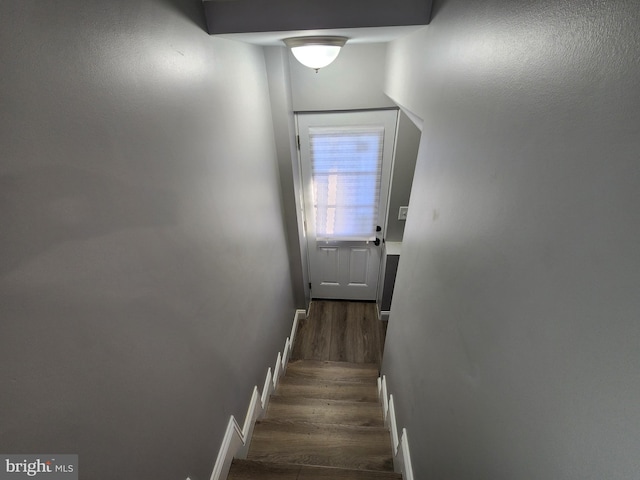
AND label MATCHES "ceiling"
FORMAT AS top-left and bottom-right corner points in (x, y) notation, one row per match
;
(203, 0), (432, 46)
